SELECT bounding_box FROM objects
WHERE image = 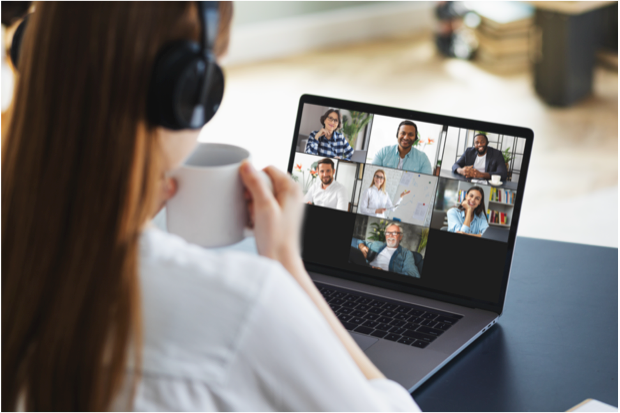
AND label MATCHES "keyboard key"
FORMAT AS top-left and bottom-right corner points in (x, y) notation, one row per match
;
(403, 322), (419, 330)
(376, 323), (392, 331)
(354, 326), (374, 335)
(420, 319), (437, 327)
(378, 316), (393, 324)
(357, 297), (372, 305)
(342, 321), (356, 330)
(330, 298), (345, 305)
(329, 304), (341, 312)
(370, 330), (388, 338)
(397, 337), (416, 345)
(369, 300), (385, 308)
(417, 326), (444, 336)
(434, 323), (450, 331)
(352, 310), (366, 317)
(395, 306), (410, 314)
(408, 309), (424, 317)
(389, 319), (406, 327)
(389, 326), (406, 335)
(332, 292), (345, 299)
(364, 313), (380, 321)
(420, 312), (437, 320)
(362, 320), (379, 328)
(411, 340), (429, 348)
(407, 316), (423, 324)
(356, 304), (371, 312)
(368, 307), (384, 315)
(384, 333), (402, 342)
(342, 301), (357, 309)
(394, 313), (409, 321)
(339, 307), (353, 315)
(382, 310), (397, 318)
(383, 303), (398, 311)
(343, 295), (358, 302)
(403, 330), (436, 343)
(338, 314), (352, 322)
(435, 316), (460, 325)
